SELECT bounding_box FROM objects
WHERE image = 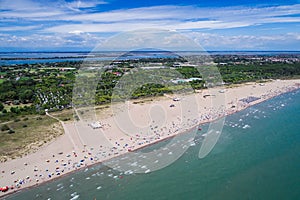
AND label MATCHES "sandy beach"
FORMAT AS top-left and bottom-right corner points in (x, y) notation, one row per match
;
(1, 79), (300, 197)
